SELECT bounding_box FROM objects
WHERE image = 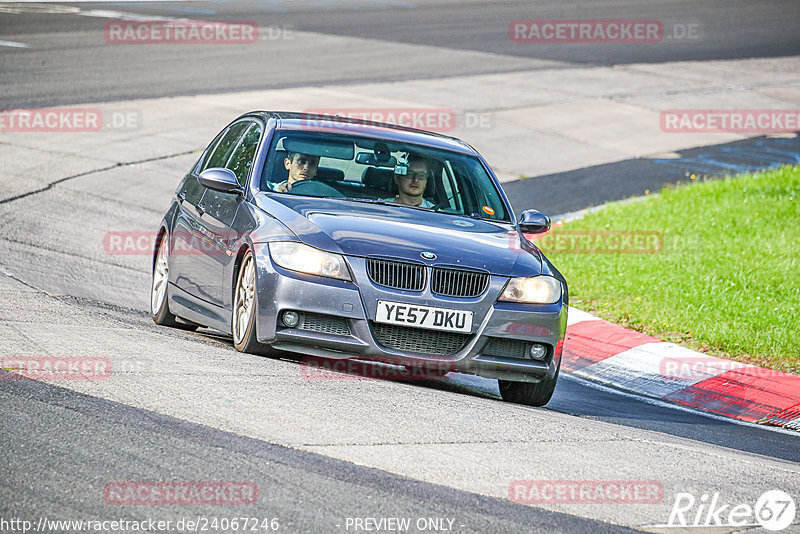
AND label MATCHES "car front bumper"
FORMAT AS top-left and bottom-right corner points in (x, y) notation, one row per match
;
(252, 244), (567, 383)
